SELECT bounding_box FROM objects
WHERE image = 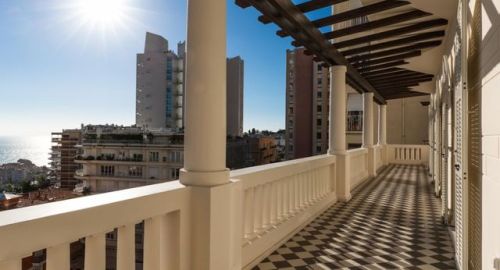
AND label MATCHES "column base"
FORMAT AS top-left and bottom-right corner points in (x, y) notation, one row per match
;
(338, 193), (352, 202)
(190, 180), (242, 270)
(180, 168), (230, 187)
